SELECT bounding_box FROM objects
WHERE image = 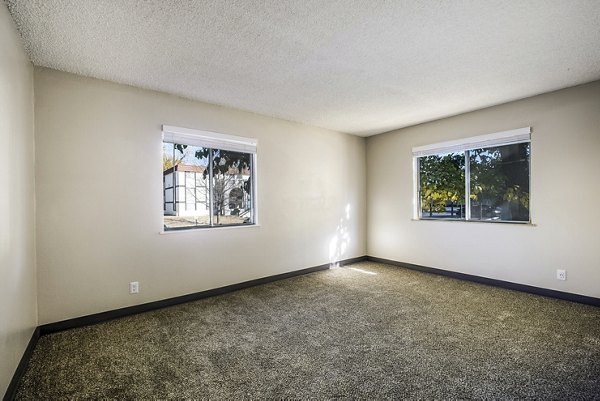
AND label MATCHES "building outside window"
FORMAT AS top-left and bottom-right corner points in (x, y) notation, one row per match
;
(162, 126), (257, 231)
